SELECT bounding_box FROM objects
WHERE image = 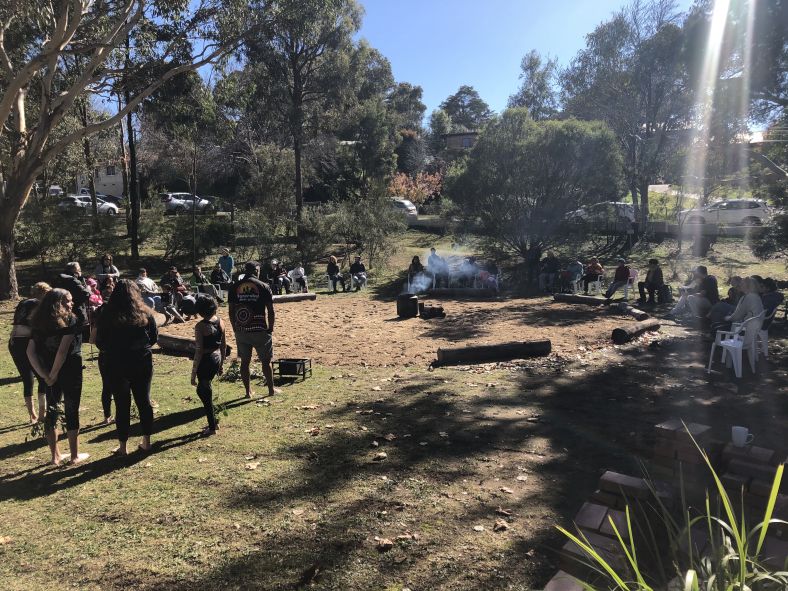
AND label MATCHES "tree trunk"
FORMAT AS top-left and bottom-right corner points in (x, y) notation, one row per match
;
(629, 182), (640, 222)
(127, 106), (140, 260)
(191, 144), (198, 268)
(118, 97), (130, 235)
(0, 176), (35, 300)
(78, 100), (100, 227)
(639, 179), (650, 226)
(0, 231), (18, 300)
